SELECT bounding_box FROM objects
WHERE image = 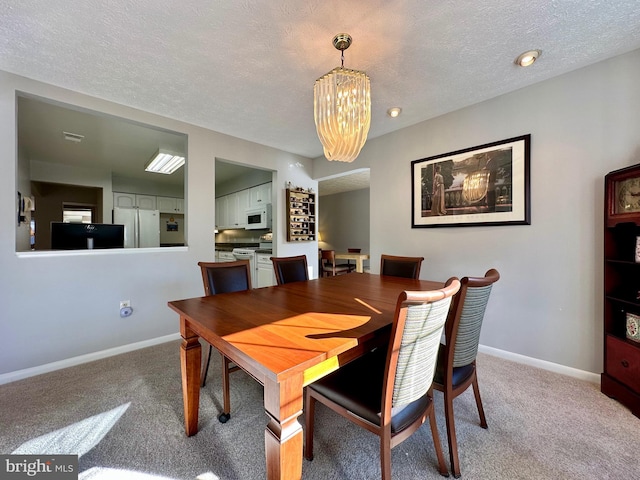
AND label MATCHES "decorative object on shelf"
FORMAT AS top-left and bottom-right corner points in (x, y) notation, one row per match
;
(602, 162), (640, 418)
(286, 188), (316, 242)
(606, 165), (640, 226)
(314, 33), (371, 163)
(411, 135), (531, 228)
(626, 313), (640, 343)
